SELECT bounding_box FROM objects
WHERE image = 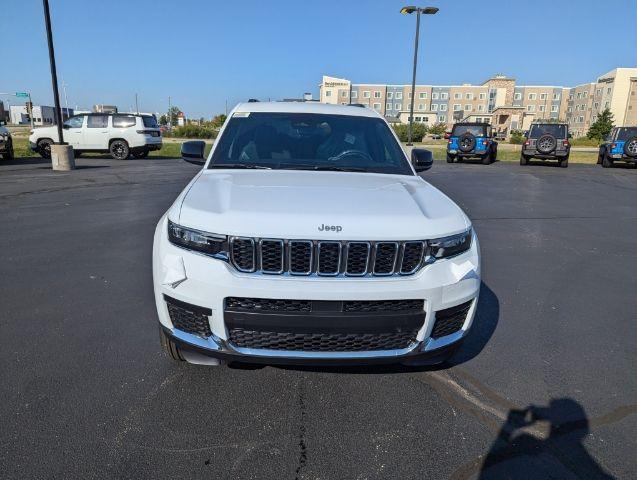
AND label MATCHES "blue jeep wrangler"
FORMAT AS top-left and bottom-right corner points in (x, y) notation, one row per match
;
(446, 122), (497, 165)
(597, 127), (637, 167)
